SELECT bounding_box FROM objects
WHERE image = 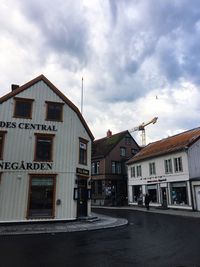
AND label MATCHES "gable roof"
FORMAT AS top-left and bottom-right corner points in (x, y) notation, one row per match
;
(92, 130), (139, 159)
(0, 74), (94, 140)
(127, 127), (200, 164)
